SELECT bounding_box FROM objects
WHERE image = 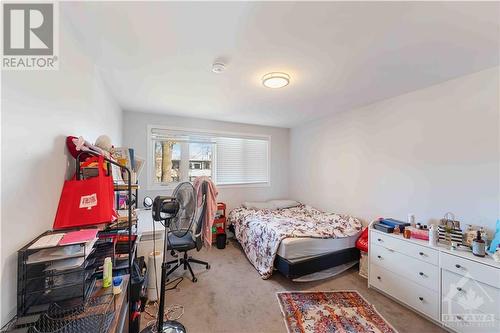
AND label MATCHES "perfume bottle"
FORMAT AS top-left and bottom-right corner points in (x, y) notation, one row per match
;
(464, 224), (476, 247)
(479, 227), (488, 248)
